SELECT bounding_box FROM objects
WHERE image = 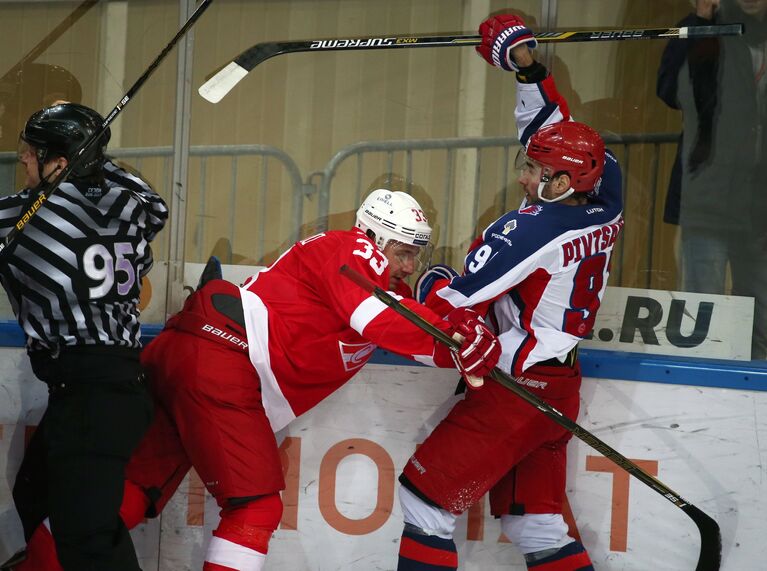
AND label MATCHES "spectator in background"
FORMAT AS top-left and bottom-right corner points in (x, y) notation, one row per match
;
(657, 0), (767, 359)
